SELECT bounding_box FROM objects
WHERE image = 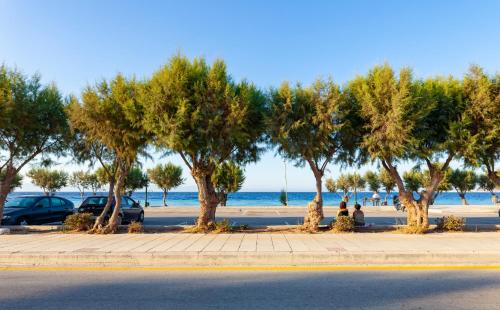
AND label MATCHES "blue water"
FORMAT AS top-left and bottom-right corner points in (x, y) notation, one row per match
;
(7, 191), (499, 207)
